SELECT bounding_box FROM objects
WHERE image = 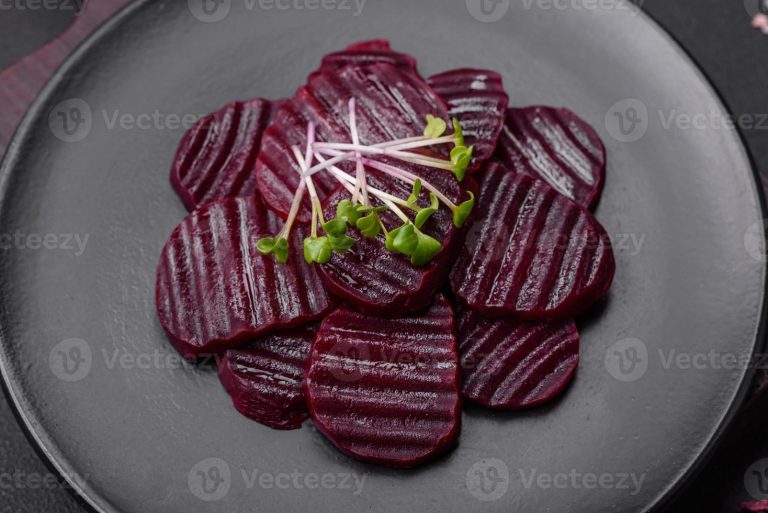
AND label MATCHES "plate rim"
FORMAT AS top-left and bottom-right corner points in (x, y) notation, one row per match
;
(0, 1), (765, 512)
